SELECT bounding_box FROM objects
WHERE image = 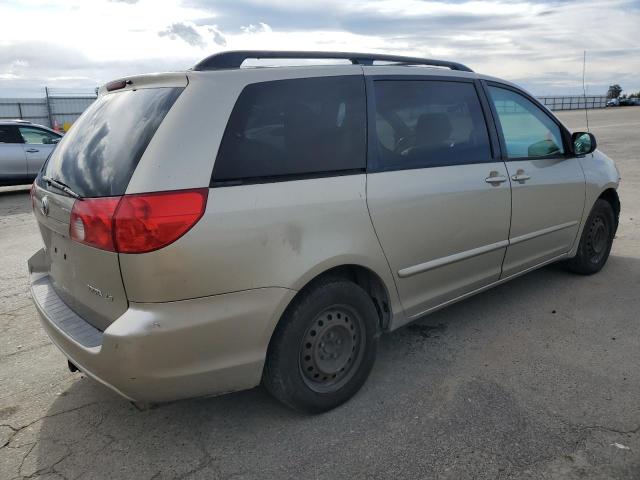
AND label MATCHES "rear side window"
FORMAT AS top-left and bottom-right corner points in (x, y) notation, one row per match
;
(372, 80), (491, 171)
(41, 87), (183, 198)
(0, 126), (22, 144)
(488, 86), (564, 159)
(212, 76), (366, 185)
